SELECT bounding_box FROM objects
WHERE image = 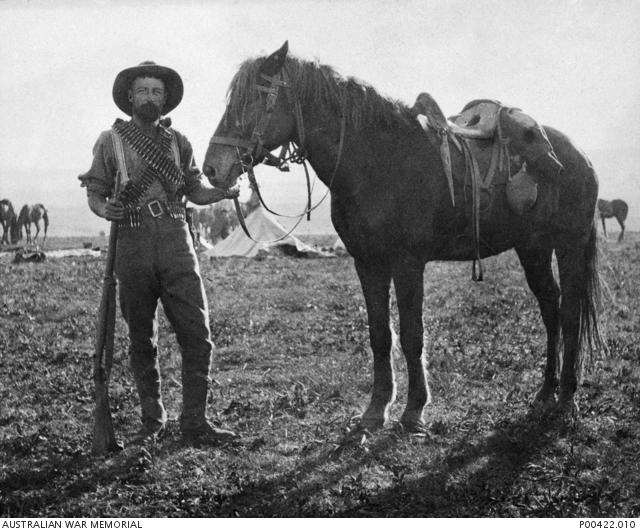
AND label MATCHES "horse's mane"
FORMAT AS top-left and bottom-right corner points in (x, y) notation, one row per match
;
(225, 55), (417, 132)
